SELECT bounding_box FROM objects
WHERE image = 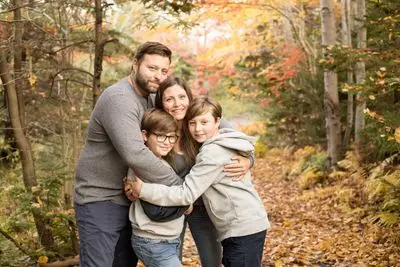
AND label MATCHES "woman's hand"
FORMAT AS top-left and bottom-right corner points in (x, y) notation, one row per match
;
(223, 155), (251, 180)
(184, 204), (193, 215)
(123, 177), (143, 201)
